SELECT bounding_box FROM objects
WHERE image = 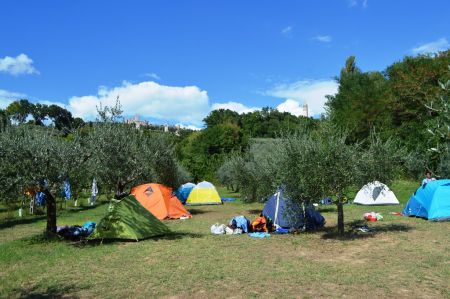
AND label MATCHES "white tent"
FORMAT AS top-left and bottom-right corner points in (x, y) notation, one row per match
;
(353, 181), (399, 205)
